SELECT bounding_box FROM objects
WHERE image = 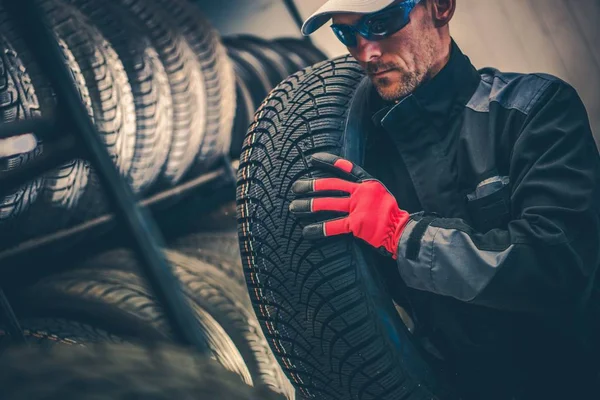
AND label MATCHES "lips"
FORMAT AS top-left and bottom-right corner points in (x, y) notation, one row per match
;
(371, 70), (392, 77)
